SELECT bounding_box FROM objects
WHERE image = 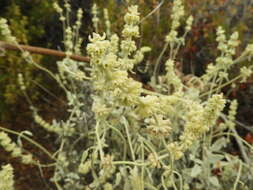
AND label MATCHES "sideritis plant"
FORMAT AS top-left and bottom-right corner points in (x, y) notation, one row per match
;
(0, 0), (252, 189)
